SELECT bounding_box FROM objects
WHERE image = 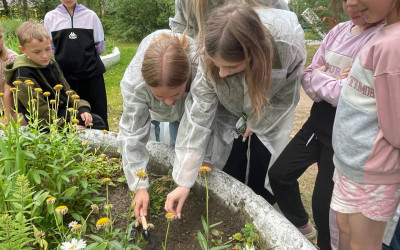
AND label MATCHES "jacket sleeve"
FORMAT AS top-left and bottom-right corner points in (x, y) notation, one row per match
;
(169, 0), (197, 37)
(118, 45), (153, 191)
(173, 59), (218, 188)
(375, 73), (400, 148)
(91, 12), (106, 55)
(301, 25), (345, 107)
